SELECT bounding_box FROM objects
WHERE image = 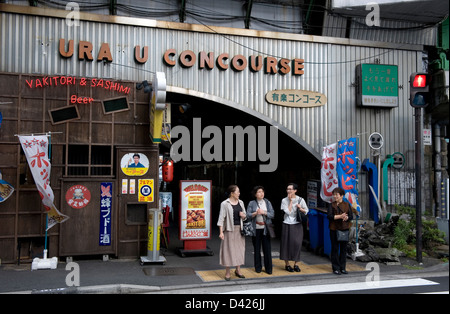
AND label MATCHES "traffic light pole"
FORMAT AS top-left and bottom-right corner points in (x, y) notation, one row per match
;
(414, 107), (423, 264)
